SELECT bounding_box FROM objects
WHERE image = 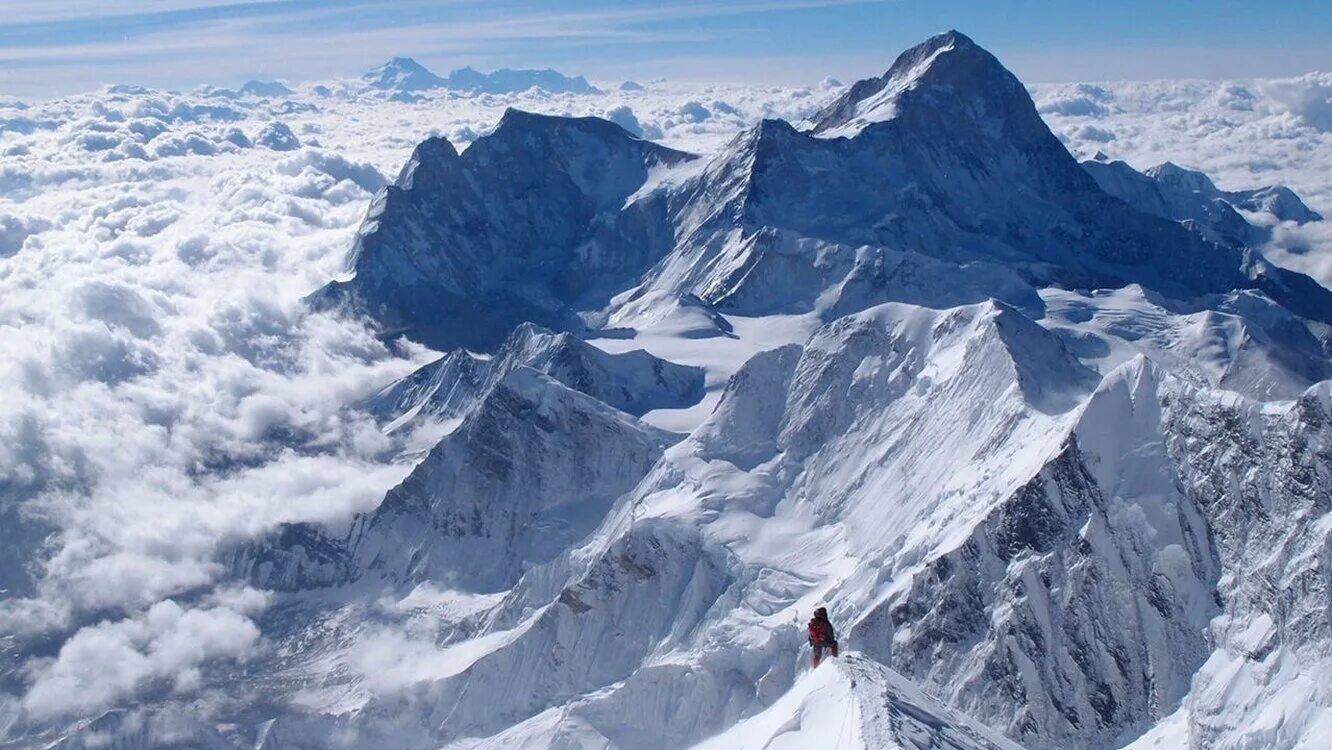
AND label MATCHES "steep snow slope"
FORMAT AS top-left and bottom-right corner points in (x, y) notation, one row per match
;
(304, 302), (1109, 748)
(693, 654), (1021, 750)
(347, 366), (678, 592)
